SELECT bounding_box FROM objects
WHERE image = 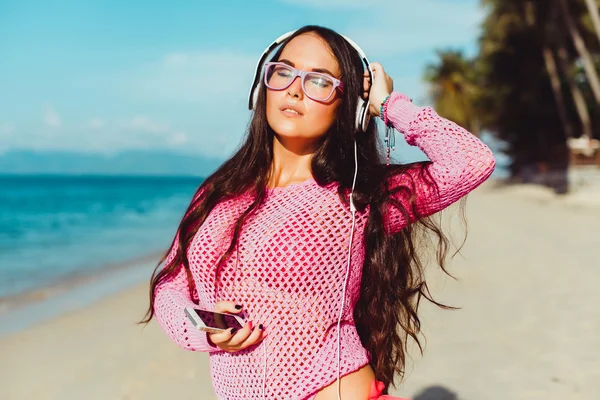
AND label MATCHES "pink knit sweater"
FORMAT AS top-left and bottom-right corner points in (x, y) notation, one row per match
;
(153, 92), (496, 400)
